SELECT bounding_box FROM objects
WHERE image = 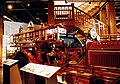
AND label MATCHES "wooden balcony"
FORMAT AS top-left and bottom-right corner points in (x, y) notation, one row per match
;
(54, 3), (109, 35)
